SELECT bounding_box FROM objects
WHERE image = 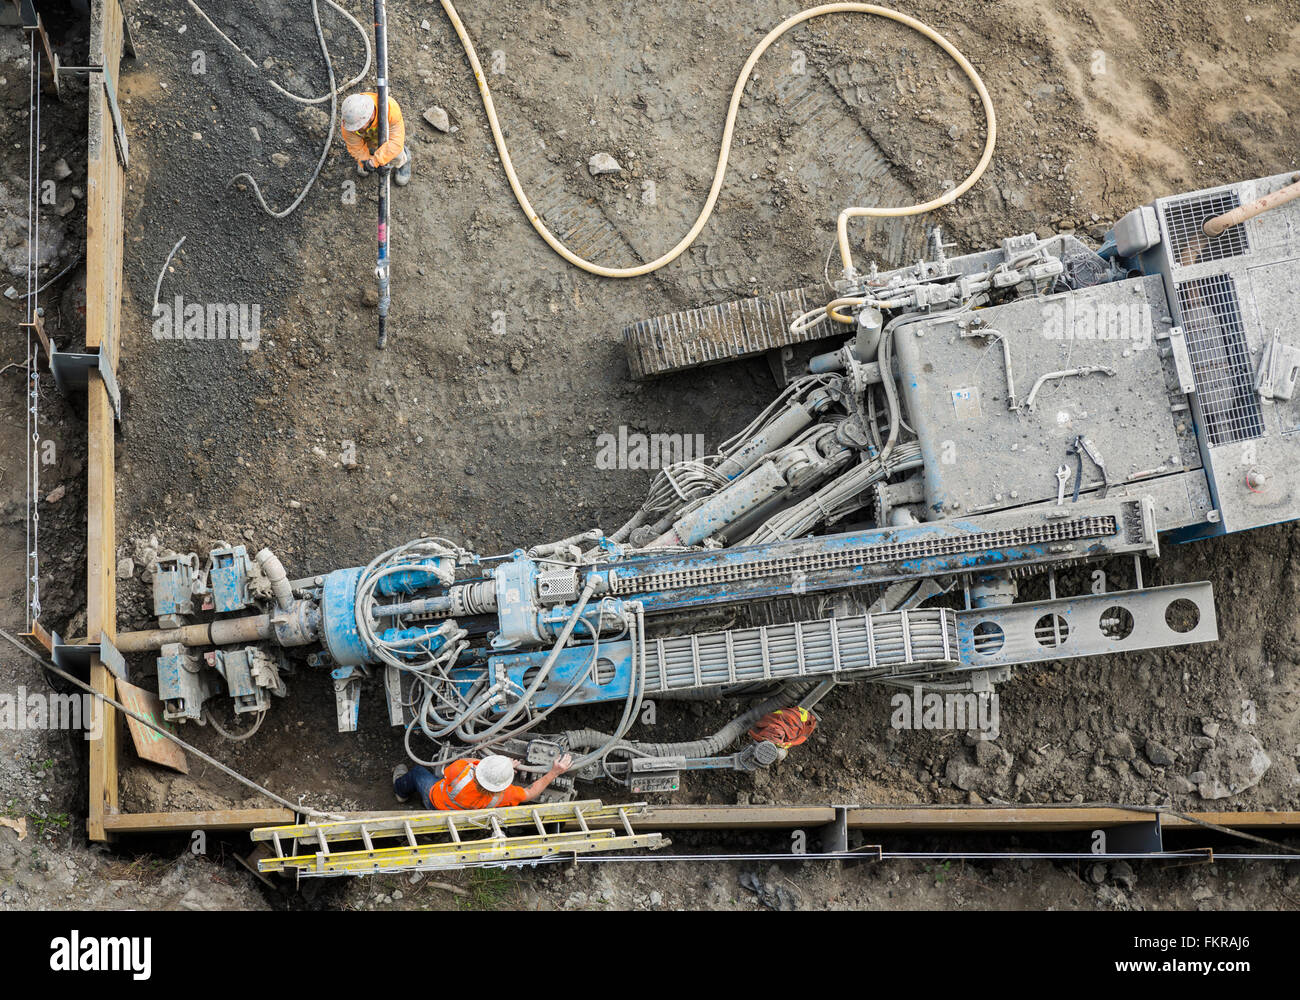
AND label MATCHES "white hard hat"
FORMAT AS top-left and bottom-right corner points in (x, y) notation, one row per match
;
(475, 755), (515, 793)
(342, 93), (375, 132)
